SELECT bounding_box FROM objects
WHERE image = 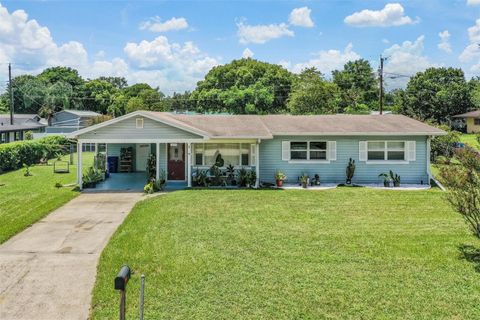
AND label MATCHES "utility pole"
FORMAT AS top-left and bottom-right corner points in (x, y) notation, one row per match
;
(378, 55), (384, 115)
(8, 63), (14, 125)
